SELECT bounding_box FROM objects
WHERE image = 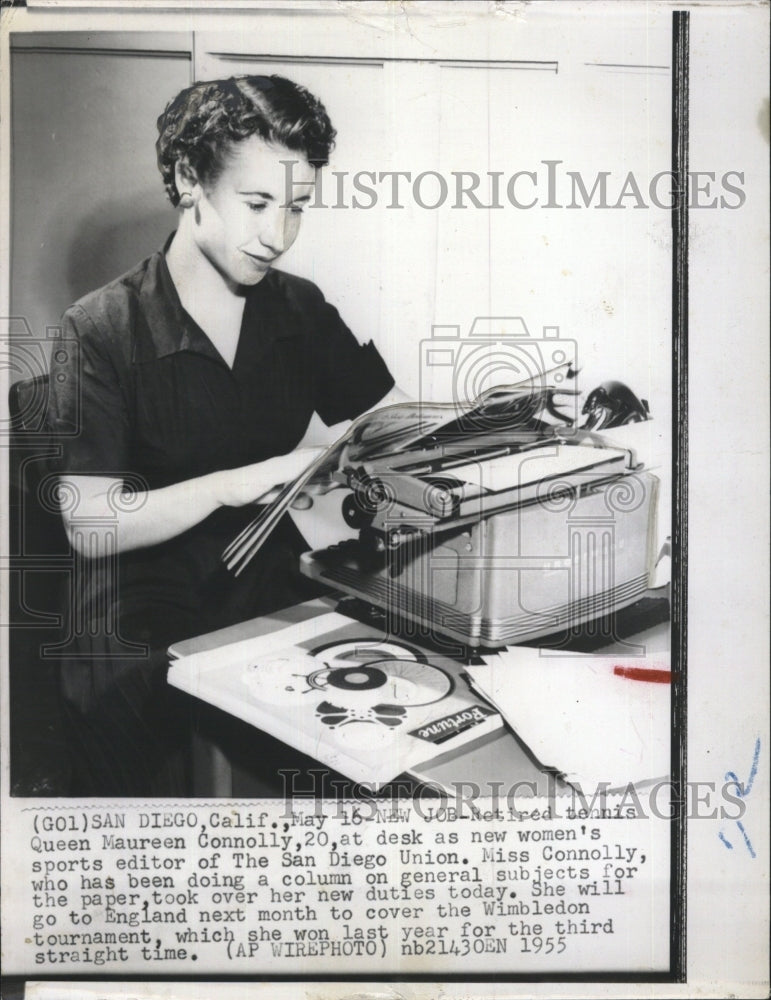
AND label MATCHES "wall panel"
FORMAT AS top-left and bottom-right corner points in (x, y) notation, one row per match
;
(10, 37), (191, 376)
